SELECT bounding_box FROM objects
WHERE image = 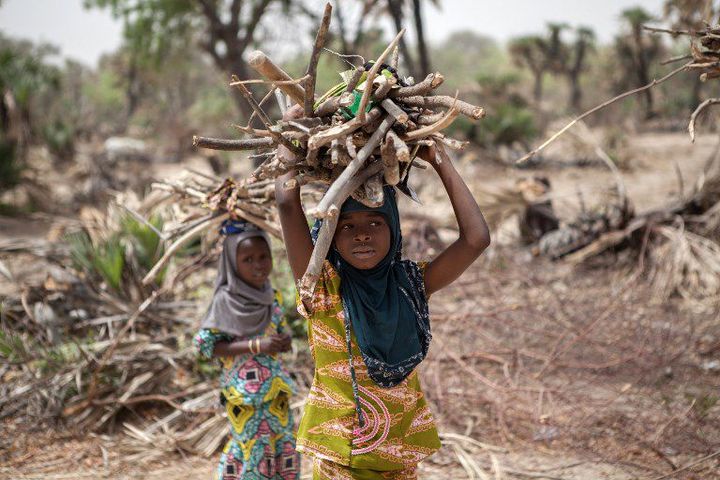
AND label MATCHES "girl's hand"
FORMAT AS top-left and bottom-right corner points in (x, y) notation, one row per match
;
(258, 334), (292, 354)
(417, 144), (438, 166)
